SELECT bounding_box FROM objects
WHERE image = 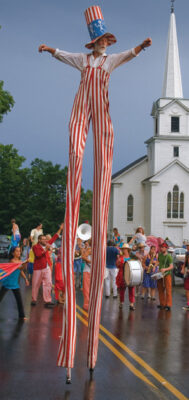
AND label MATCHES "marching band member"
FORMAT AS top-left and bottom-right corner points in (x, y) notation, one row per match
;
(141, 245), (158, 300)
(116, 244), (135, 310)
(157, 243), (173, 311)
